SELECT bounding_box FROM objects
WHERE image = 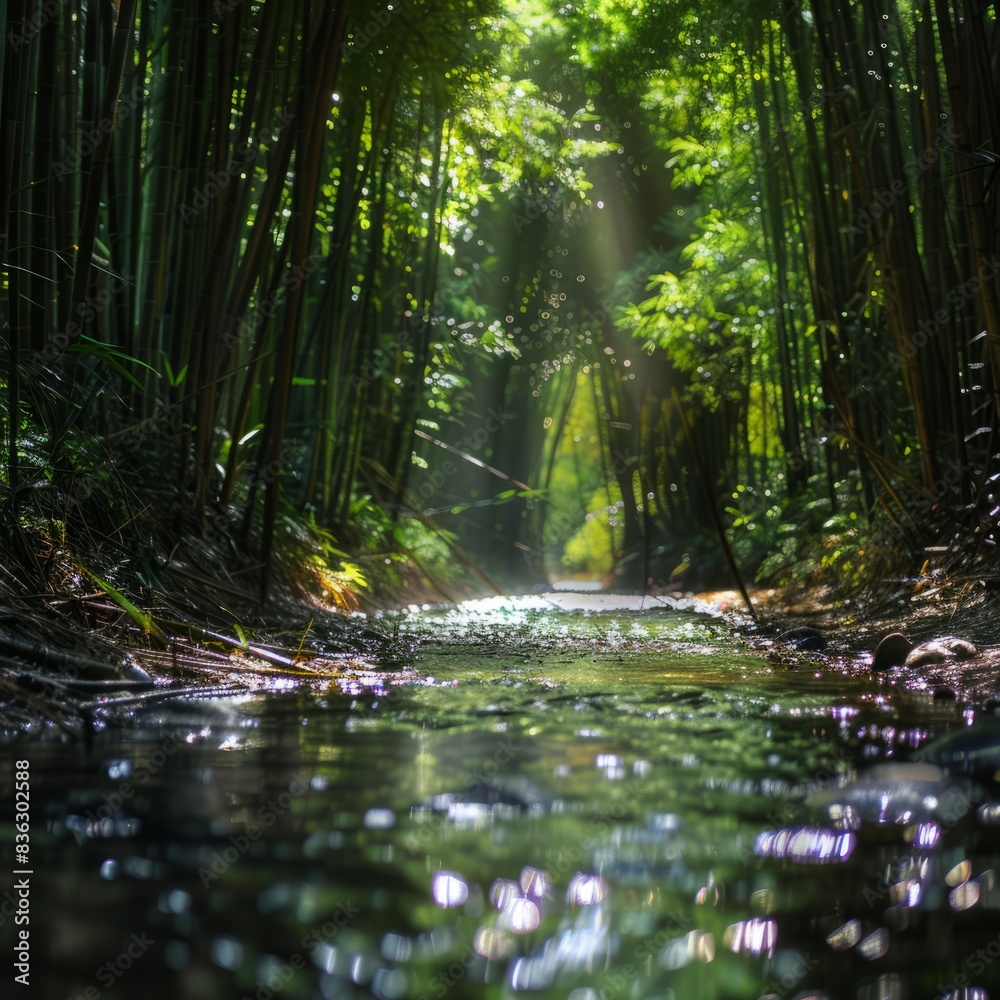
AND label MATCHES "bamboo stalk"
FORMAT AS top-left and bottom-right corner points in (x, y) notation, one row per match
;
(671, 388), (758, 625)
